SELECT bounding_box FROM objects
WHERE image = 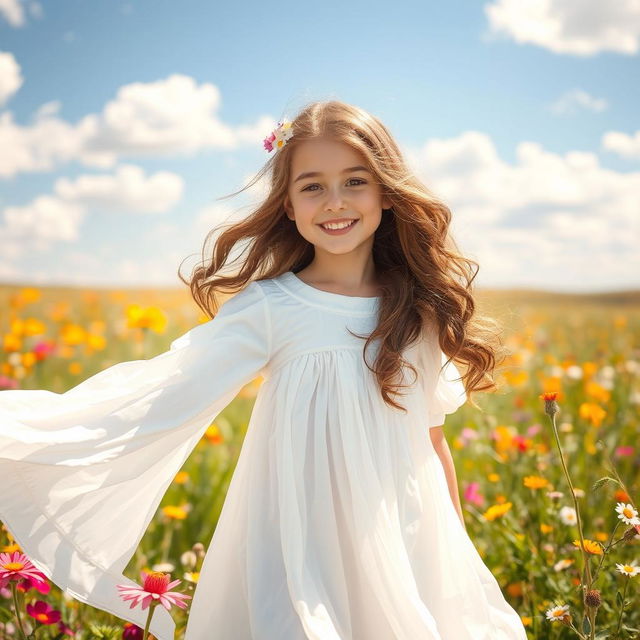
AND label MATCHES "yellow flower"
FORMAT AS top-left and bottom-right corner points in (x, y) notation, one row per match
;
(162, 505), (188, 520)
(487, 473), (500, 483)
(523, 475), (549, 489)
(174, 471), (189, 485)
(578, 402), (606, 428)
(483, 502), (512, 521)
(60, 323), (88, 346)
(572, 539), (603, 555)
(540, 523), (553, 534)
(125, 305), (168, 332)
